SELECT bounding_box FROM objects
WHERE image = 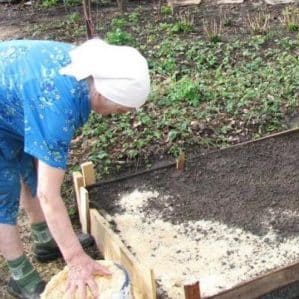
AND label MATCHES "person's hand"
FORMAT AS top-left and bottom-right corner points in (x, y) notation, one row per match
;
(66, 252), (112, 299)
